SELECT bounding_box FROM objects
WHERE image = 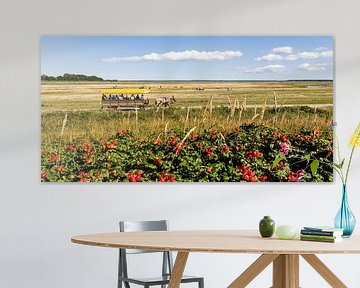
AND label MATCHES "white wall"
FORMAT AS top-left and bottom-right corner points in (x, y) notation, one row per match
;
(1, 0), (360, 287)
